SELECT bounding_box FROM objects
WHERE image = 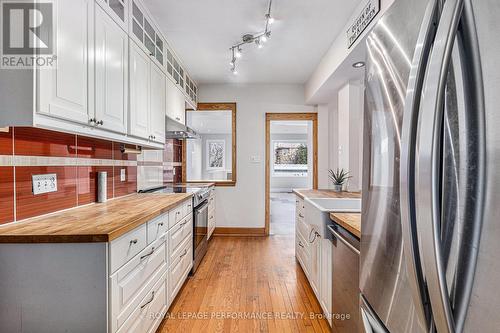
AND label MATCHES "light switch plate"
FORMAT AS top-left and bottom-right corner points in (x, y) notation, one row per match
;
(32, 173), (57, 195)
(120, 168), (126, 182)
(250, 156), (261, 163)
